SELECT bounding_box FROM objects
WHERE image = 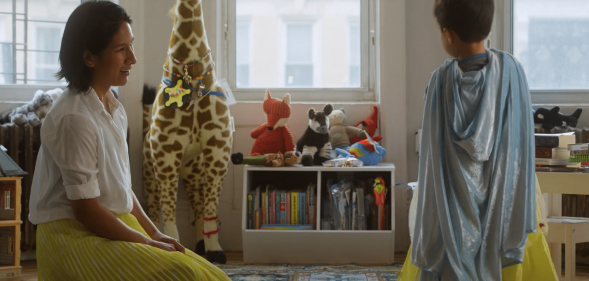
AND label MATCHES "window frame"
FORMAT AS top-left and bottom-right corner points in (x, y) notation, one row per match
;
(500, 0), (589, 104)
(220, 0), (378, 103)
(0, 0), (113, 102)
